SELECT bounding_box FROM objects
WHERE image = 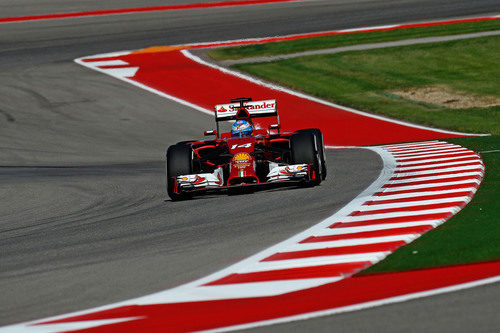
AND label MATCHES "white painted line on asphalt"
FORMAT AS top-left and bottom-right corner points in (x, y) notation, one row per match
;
(385, 143), (455, 151)
(100, 67), (139, 78)
(233, 258), (366, 274)
(388, 145), (461, 153)
(133, 278), (344, 304)
(393, 165), (484, 177)
(80, 50), (132, 59)
(383, 141), (442, 149)
(238, 253), (389, 273)
(371, 188), (478, 201)
(342, 207), (458, 222)
(359, 196), (469, 211)
(396, 159), (482, 171)
(11, 318), (142, 333)
(391, 147), (466, 156)
(286, 235), (415, 251)
(389, 171), (482, 183)
(315, 221), (441, 235)
(388, 145), (460, 154)
(395, 149), (471, 160)
(382, 179), (481, 192)
(84, 60), (129, 67)
(390, 143), (461, 152)
(397, 153), (478, 165)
